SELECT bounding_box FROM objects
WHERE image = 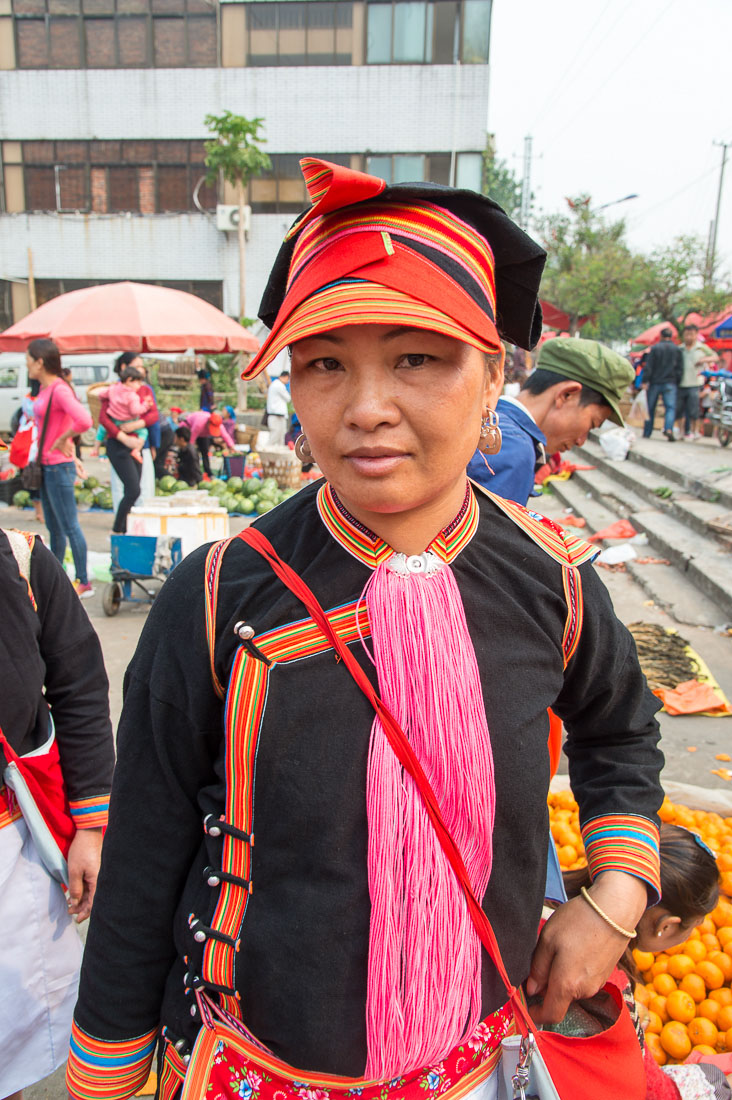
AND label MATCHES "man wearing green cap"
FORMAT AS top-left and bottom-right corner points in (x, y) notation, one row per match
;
(468, 337), (635, 505)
